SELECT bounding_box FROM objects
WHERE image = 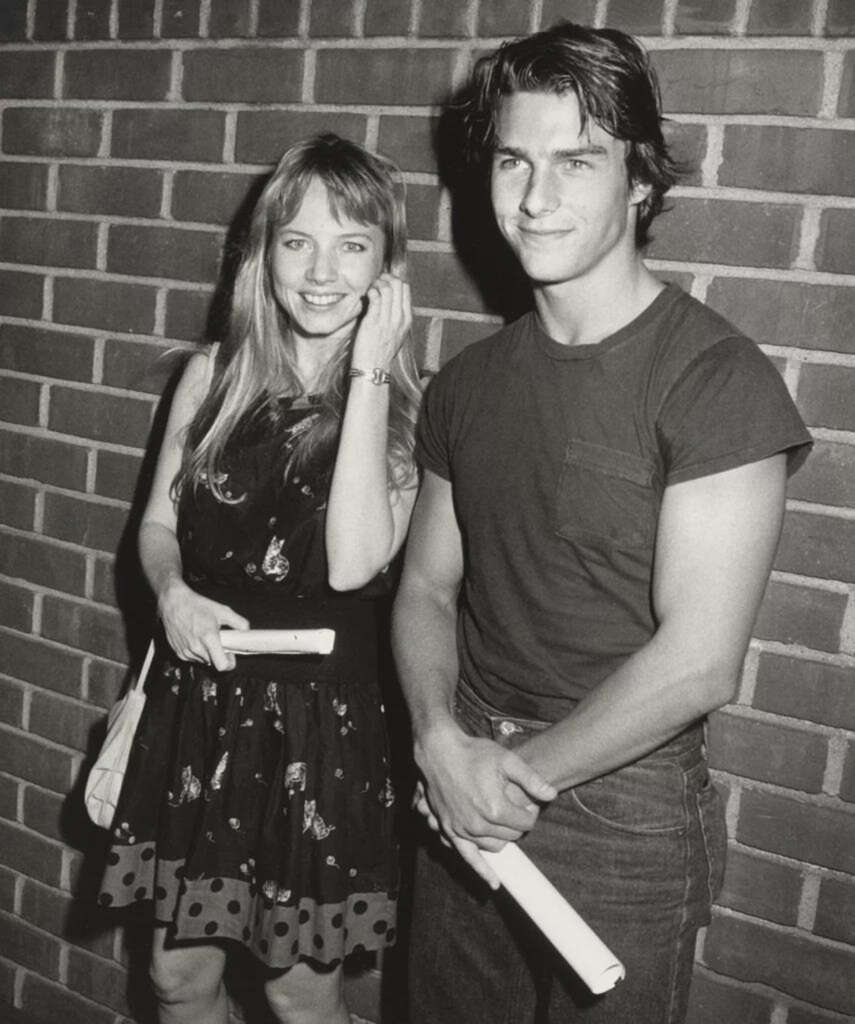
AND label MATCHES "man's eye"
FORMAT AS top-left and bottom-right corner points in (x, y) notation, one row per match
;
(343, 241), (366, 253)
(566, 159), (588, 170)
(498, 157), (520, 170)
